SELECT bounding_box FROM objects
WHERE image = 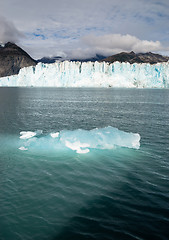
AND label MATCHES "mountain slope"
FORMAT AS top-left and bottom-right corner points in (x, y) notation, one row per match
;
(0, 42), (37, 77)
(102, 51), (169, 64)
(71, 54), (106, 62)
